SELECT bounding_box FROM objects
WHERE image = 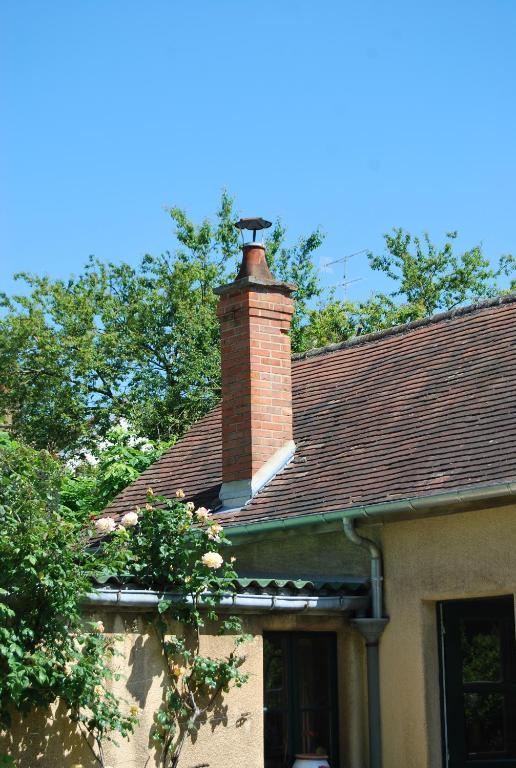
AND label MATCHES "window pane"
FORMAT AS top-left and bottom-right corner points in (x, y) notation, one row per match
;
(297, 636), (331, 709)
(264, 635), (286, 708)
(464, 692), (505, 757)
(461, 619), (502, 684)
(264, 710), (289, 768)
(298, 708), (332, 758)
